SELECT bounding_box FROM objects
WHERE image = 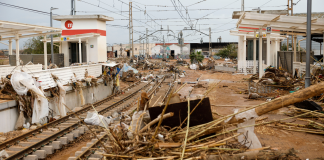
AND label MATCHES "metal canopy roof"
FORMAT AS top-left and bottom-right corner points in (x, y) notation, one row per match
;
(230, 30), (286, 39)
(53, 15), (114, 22)
(0, 20), (61, 41)
(42, 33), (100, 42)
(236, 12), (324, 35)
